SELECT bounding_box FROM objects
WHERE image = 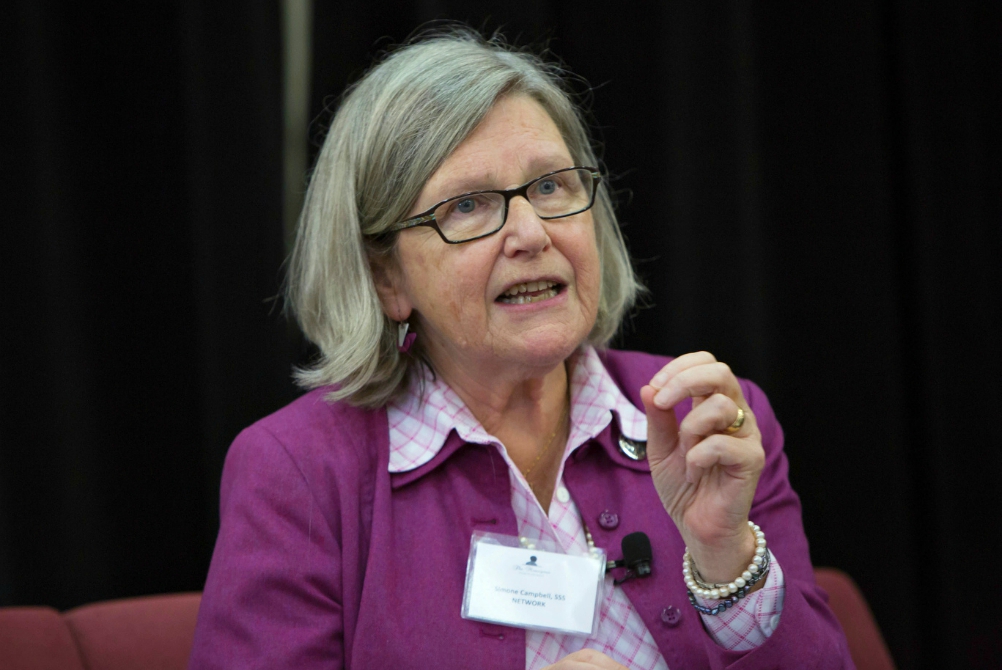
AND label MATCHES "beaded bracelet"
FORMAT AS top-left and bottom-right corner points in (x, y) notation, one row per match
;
(682, 521), (770, 616)
(686, 550), (770, 615)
